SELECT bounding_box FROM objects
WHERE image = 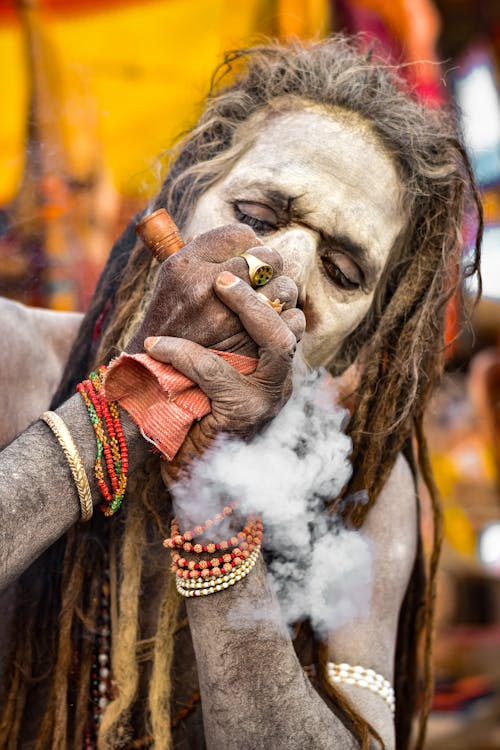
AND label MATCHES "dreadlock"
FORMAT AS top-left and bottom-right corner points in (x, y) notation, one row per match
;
(0, 35), (482, 750)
